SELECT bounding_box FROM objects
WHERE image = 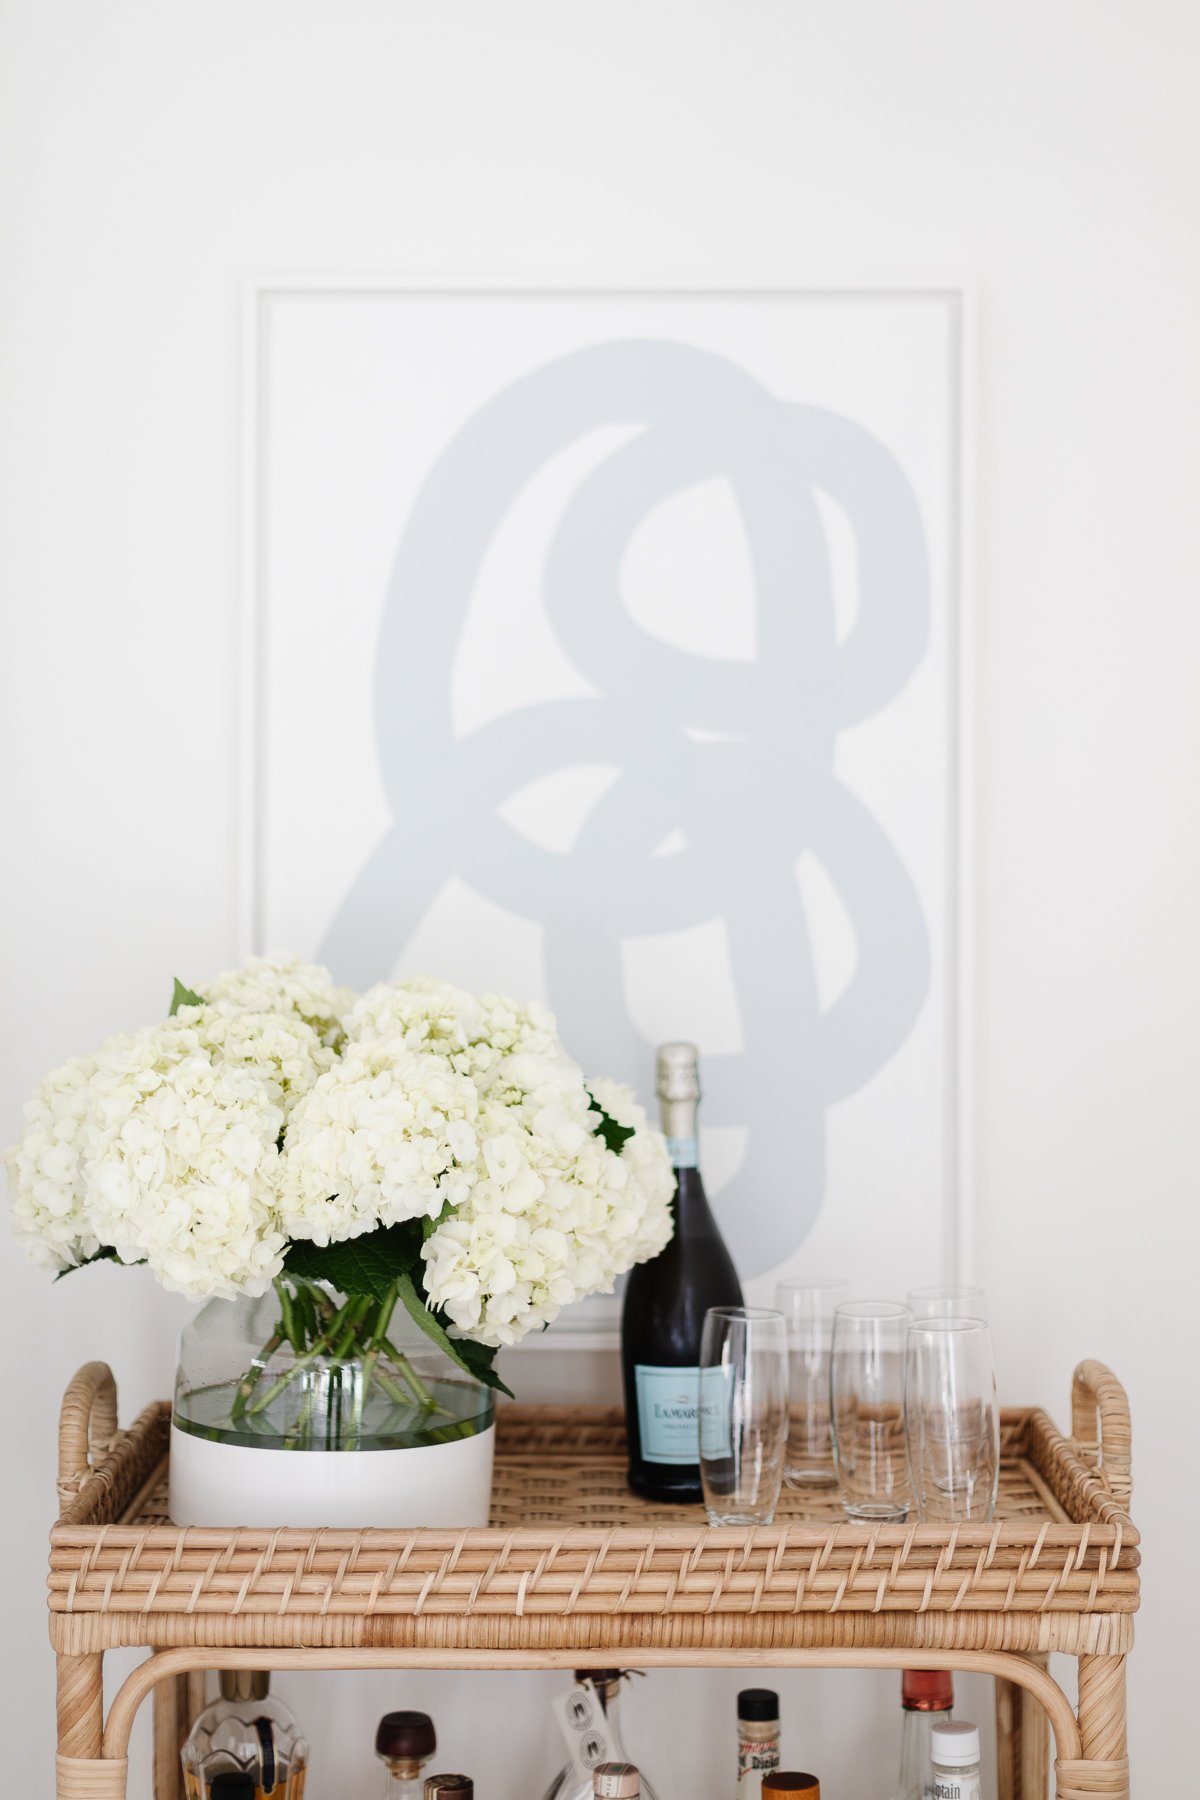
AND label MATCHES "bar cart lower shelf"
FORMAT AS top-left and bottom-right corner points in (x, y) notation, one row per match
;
(48, 1359), (1137, 1799)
